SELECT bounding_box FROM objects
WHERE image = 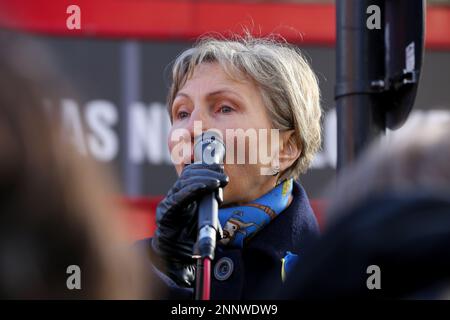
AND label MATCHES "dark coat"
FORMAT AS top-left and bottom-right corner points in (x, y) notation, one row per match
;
(281, 190), (450, 299)
(136, 181), (319, 300)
